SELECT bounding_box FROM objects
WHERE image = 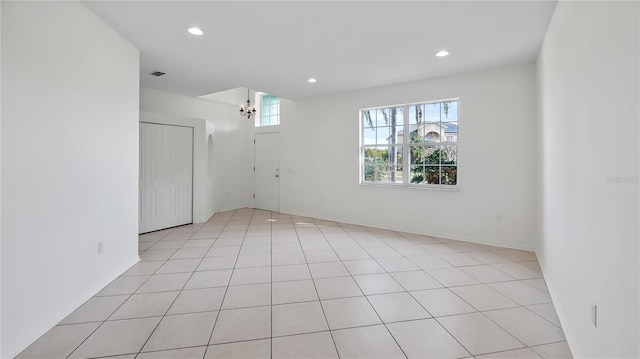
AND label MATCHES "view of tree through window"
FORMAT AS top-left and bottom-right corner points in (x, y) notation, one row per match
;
(361, 100), (458, 186)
